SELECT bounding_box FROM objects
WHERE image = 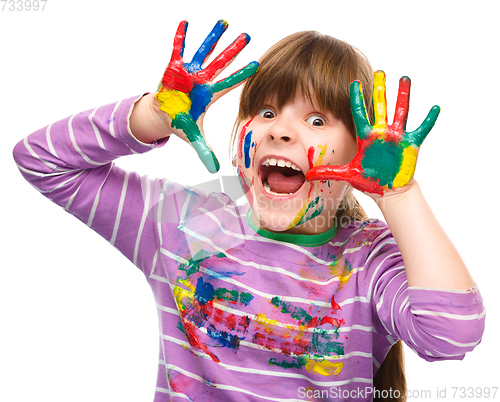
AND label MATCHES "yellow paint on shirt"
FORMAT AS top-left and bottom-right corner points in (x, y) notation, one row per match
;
(392, 146), (418, 188)
(173, 278), (195, 311)
(255, 313), (295, 334)
(156, 89), (191, 120)
(305, 359), (343, 376)
(329, 260), (354, 289)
